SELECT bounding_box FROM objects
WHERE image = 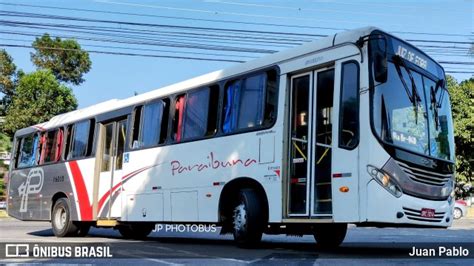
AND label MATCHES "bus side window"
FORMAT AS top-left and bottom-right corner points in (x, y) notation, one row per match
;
(69, 120), (92, 159)
(182, 87), (214, 140)
(63, 125), (73, 160)
(131, 105), (143, 149)
(40, 129), (63, 164)
(339, 62), (360, 149)
(142, 101), (164, 147)
(223, 70), (277, 133)
(173, 95), (186, 142)
(17, 134), (39, 168)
